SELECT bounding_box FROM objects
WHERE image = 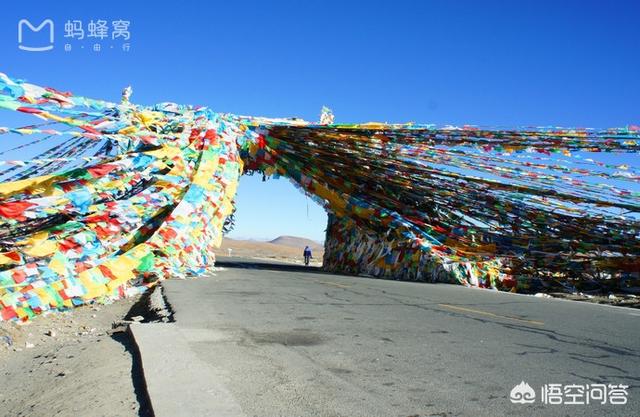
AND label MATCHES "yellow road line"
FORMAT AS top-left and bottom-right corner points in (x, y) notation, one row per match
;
(318, 281), (351, 289)
(438, 303), (544, 326)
